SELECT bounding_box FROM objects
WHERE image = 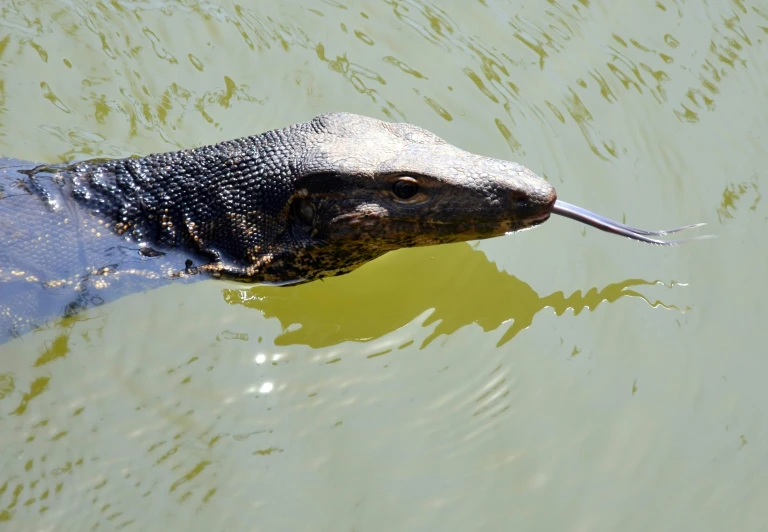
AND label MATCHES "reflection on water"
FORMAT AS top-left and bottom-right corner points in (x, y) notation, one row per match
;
(0, 239), (694, 529)
(225, 242), (676, 349)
